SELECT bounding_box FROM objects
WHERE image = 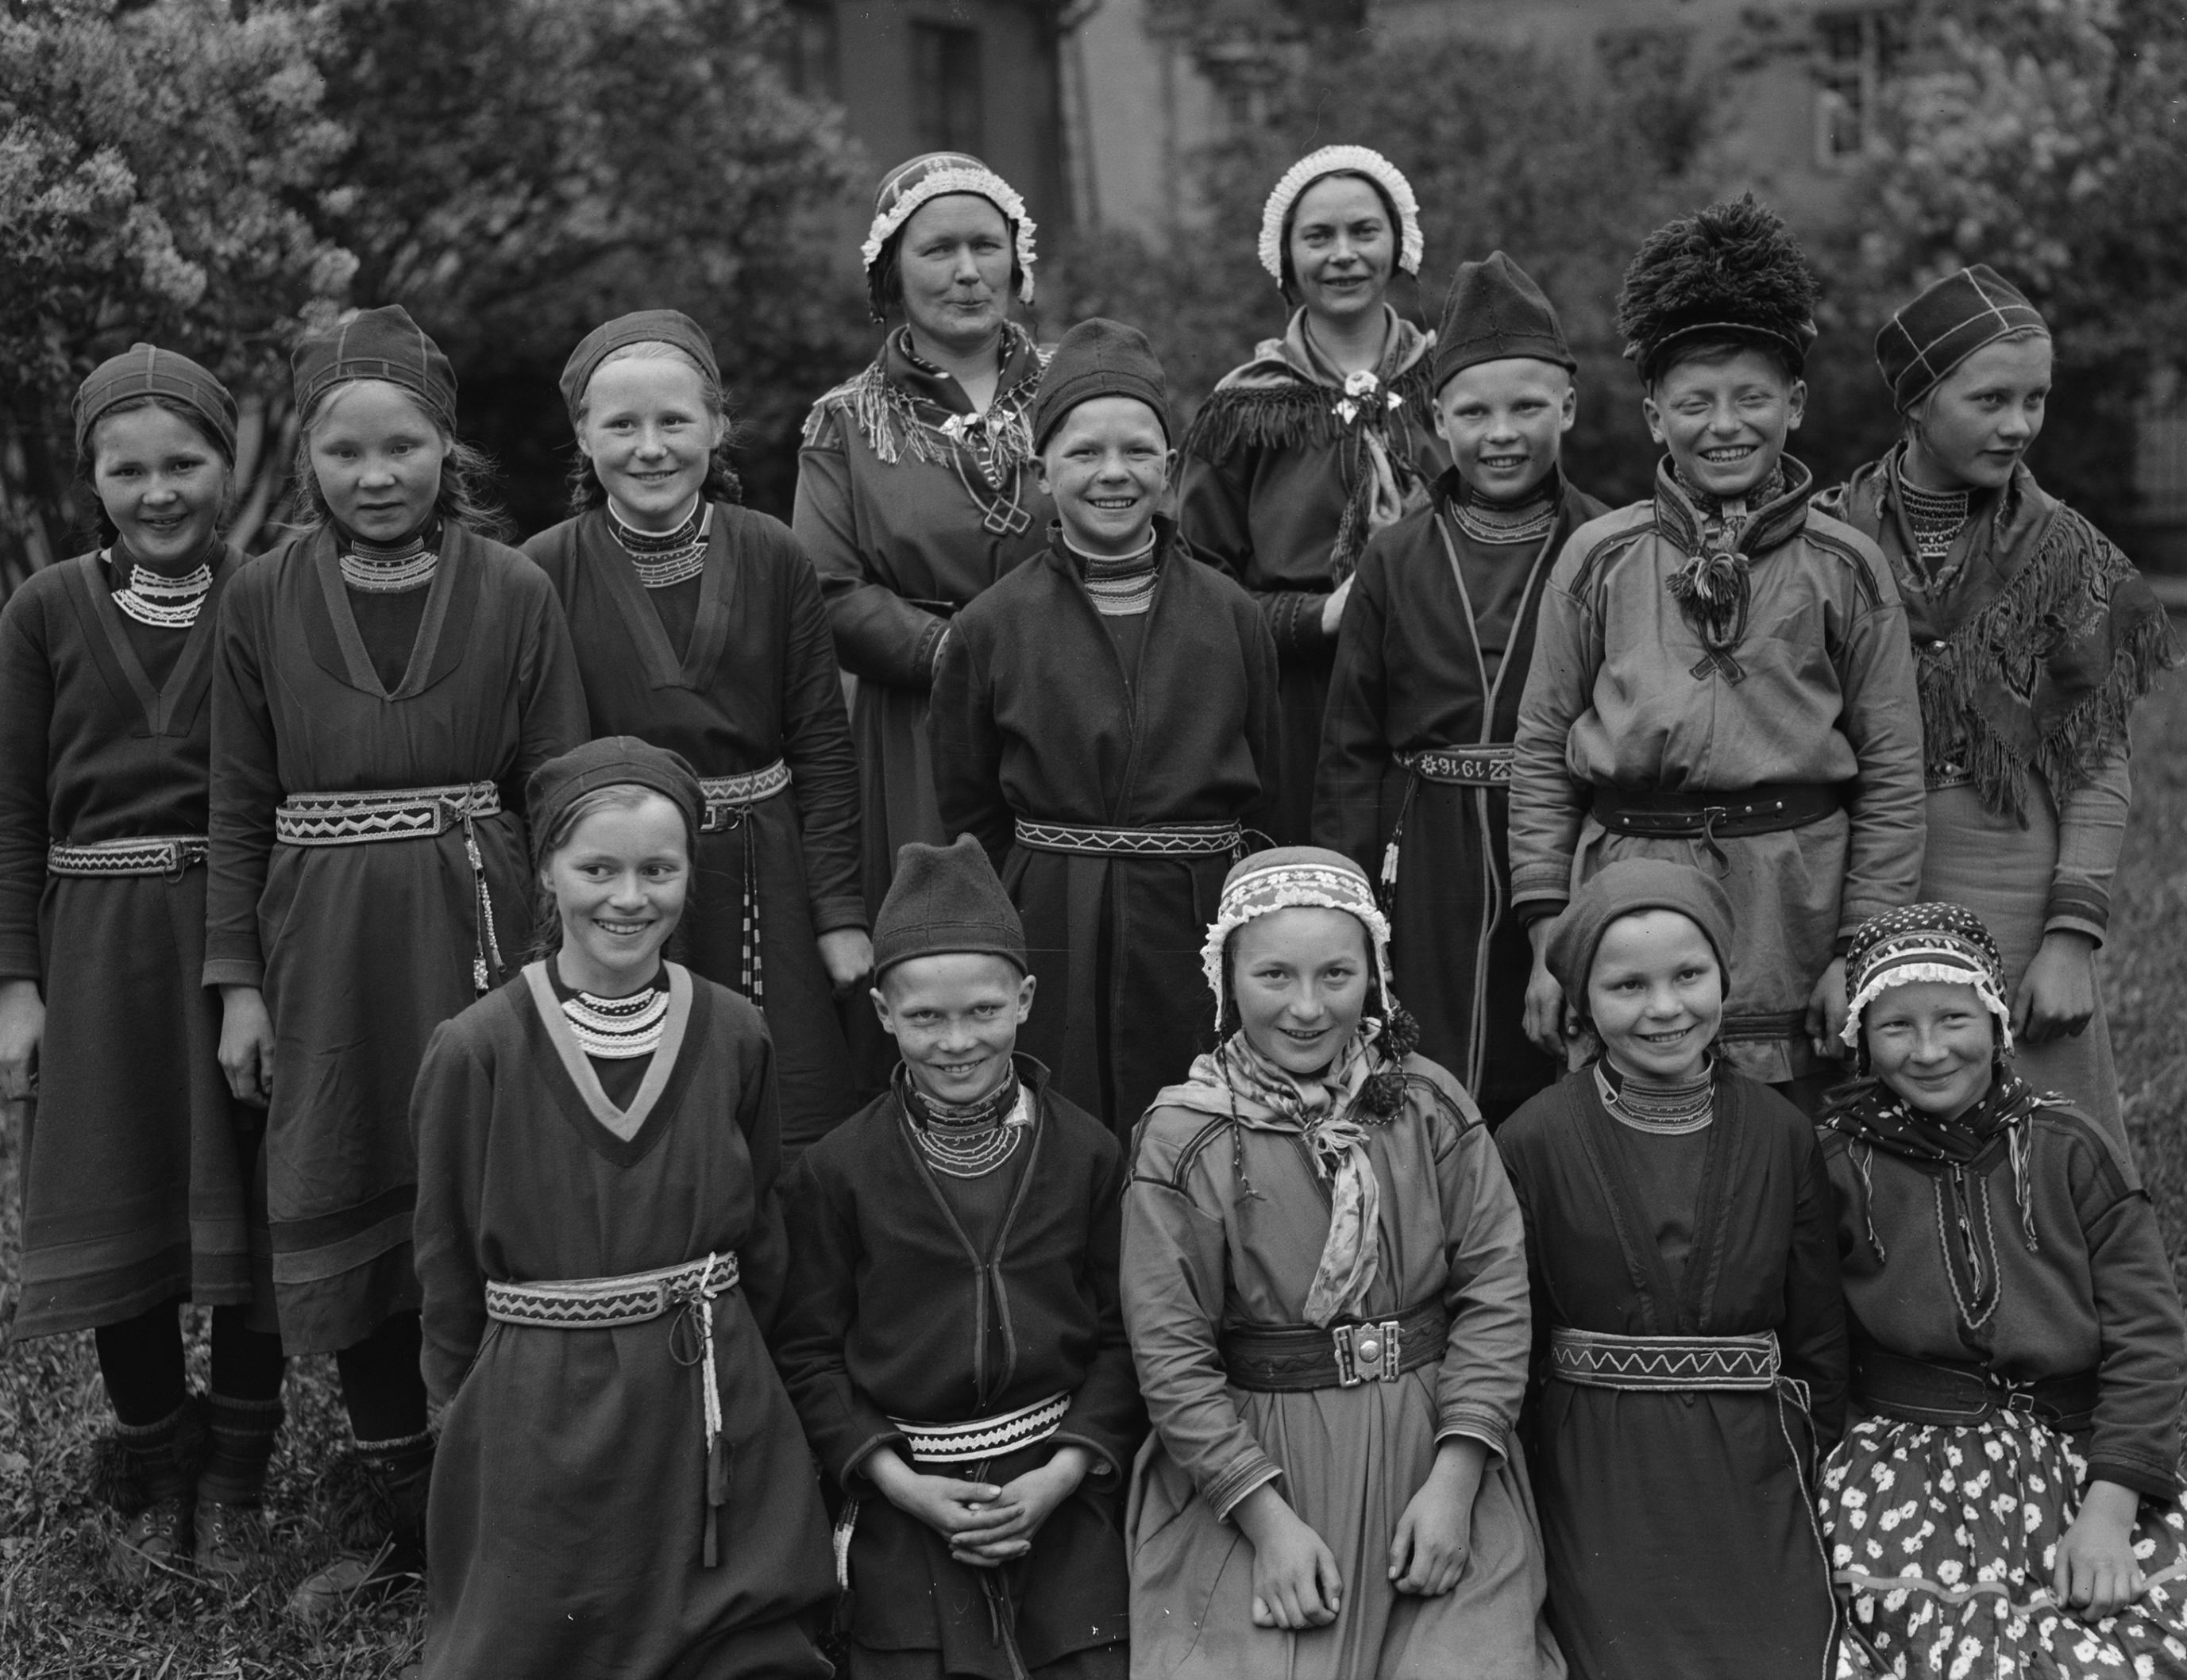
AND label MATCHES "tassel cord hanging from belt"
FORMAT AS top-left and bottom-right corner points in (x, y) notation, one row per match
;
(666, 1252), (736, 1567)
(699, 763), (793, 1011)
